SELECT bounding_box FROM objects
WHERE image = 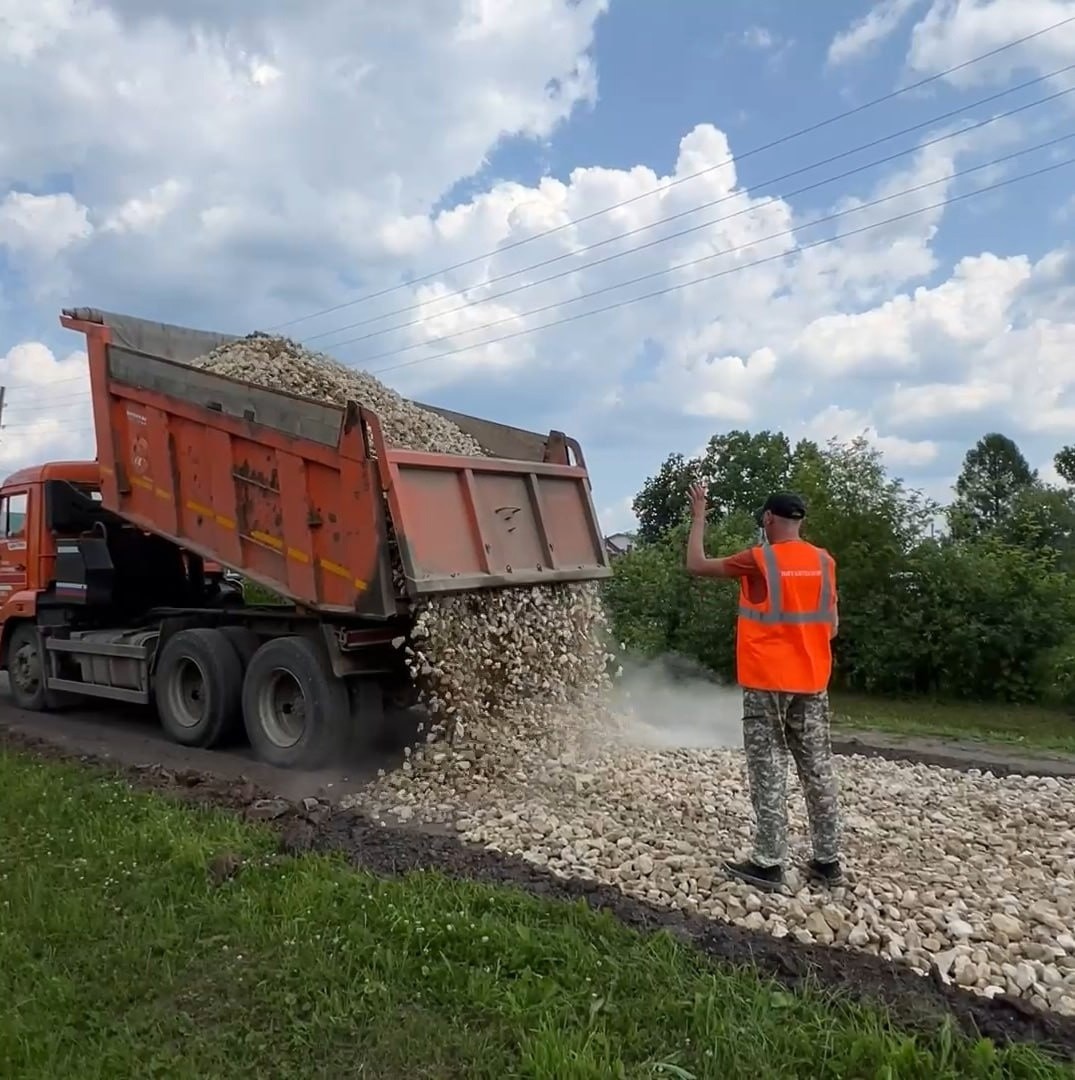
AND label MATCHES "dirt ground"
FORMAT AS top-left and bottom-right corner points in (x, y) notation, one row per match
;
(829, 730), (1075, 779)
(3, 676), (1073, 802)
(3, 690), (1075, 1061)
(0, 675), (414, 802)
